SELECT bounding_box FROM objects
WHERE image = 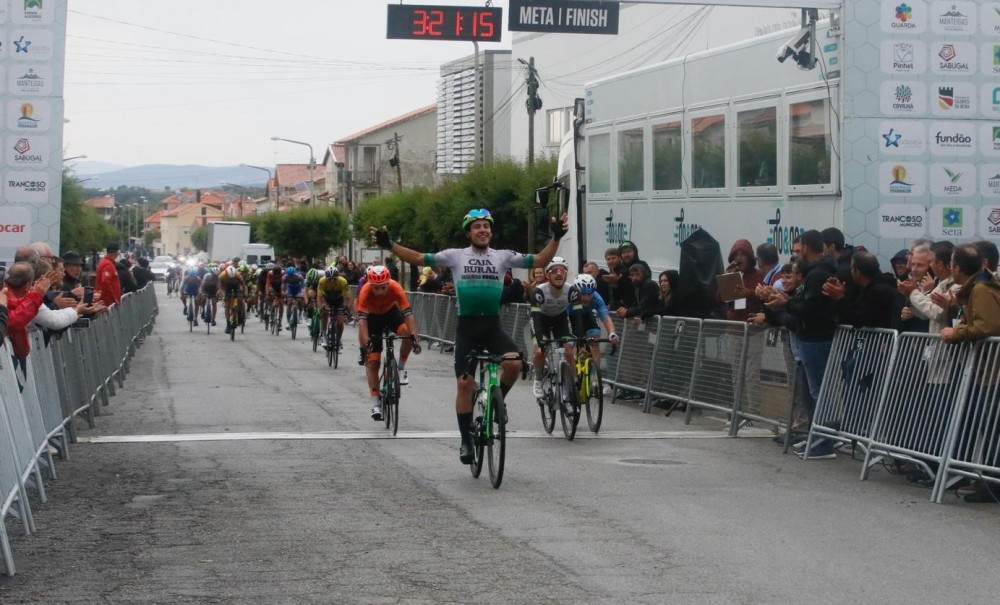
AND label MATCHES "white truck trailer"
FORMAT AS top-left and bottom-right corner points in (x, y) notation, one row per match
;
(207, 221), (251, 263)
